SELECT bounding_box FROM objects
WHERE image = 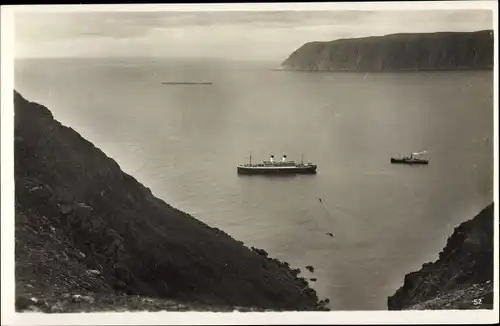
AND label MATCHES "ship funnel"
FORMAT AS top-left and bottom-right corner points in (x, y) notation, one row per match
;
(282, 155), (287, 162)
(270, 154), (274, 163)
